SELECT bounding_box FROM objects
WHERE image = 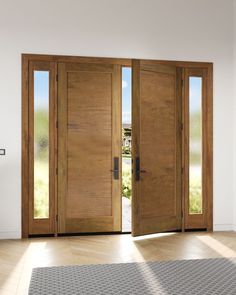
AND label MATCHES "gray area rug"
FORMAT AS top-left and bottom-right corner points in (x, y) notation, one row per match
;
(29, 258), (236, 294)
